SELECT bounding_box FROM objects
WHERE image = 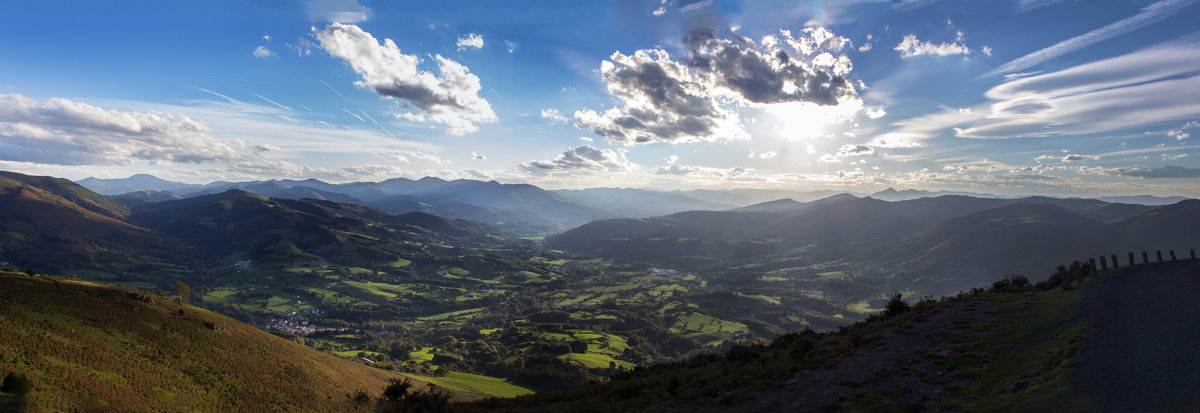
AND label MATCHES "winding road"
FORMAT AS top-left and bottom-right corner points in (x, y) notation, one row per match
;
(1075, 259), (1200, 411)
